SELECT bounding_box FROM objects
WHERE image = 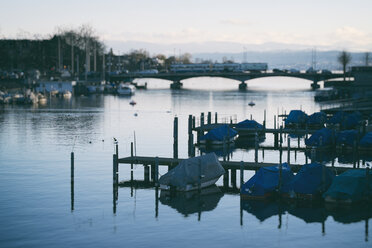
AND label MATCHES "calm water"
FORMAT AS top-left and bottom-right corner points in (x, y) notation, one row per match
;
(0, 77), (370, 248)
